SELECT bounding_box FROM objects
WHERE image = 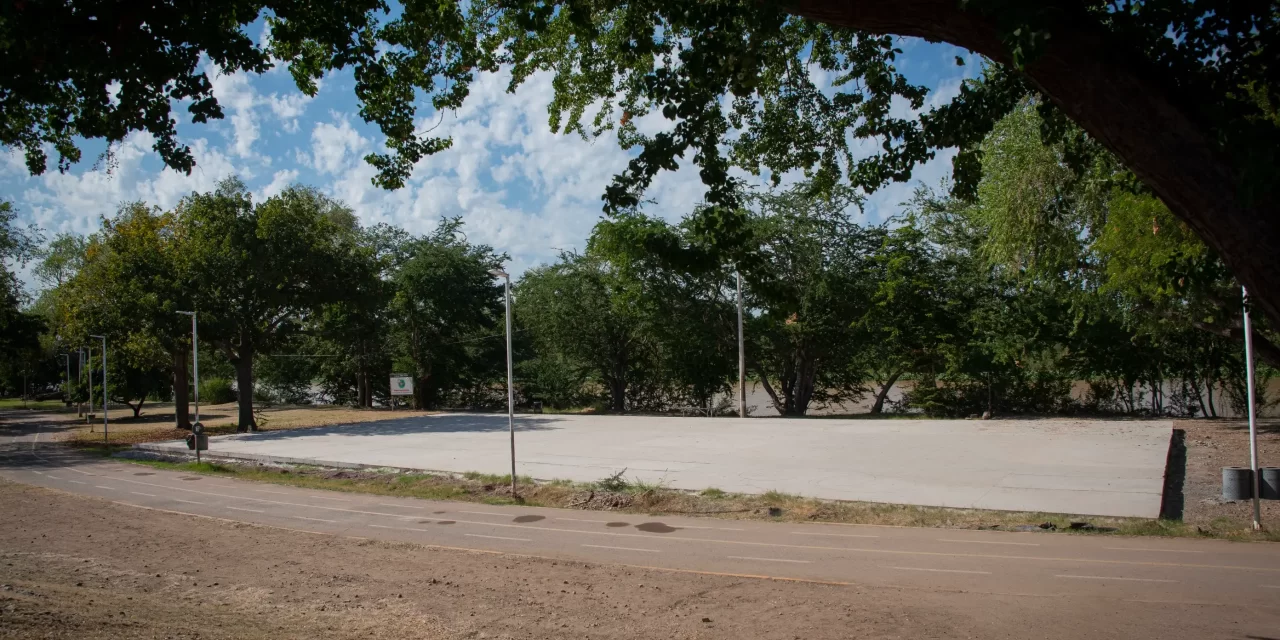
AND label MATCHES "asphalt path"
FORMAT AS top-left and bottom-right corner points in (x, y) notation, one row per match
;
(2, 412), (1279, 622)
